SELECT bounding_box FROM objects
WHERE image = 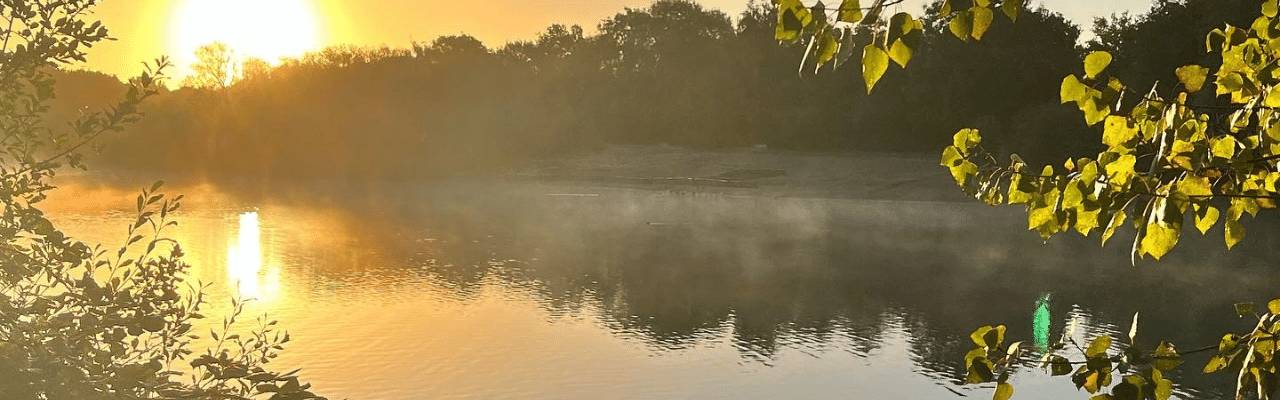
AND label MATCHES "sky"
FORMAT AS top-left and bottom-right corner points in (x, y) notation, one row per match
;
(83, 0), (1155, 80)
